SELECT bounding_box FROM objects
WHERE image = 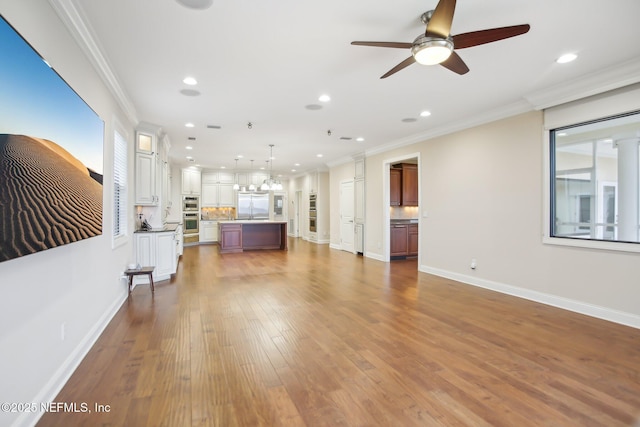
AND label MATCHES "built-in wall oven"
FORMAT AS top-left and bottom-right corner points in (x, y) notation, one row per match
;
(309, 194), (317, 232)
(183, 212), (199, 235)
(183, 196), (199, 211)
